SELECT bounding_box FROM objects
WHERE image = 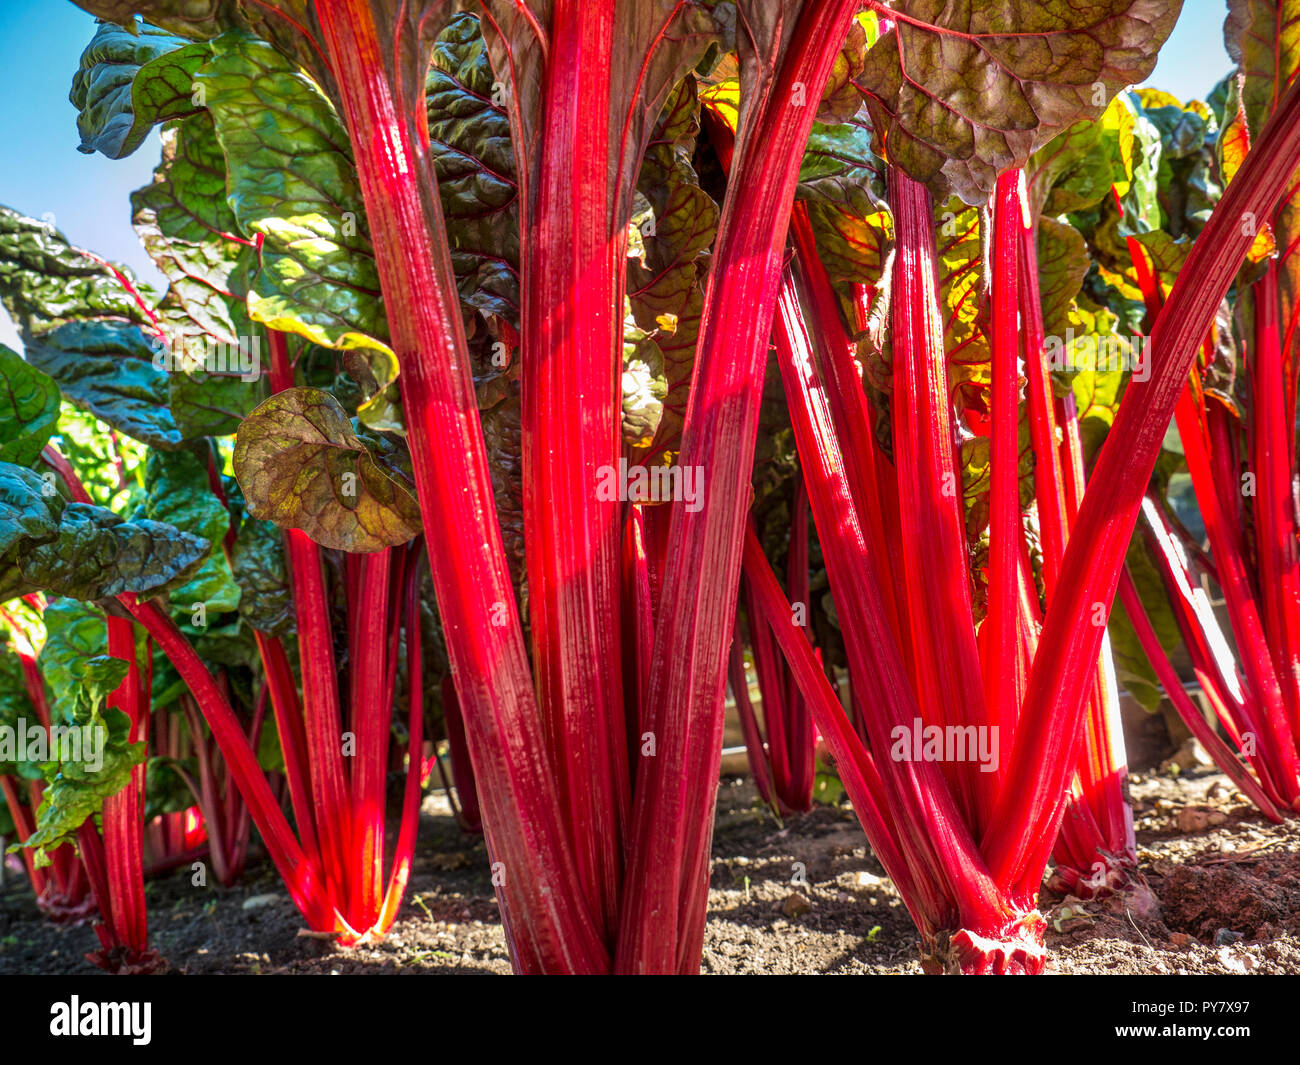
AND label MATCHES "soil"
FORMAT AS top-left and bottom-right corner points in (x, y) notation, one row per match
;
(3, 764), (1298, 975)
